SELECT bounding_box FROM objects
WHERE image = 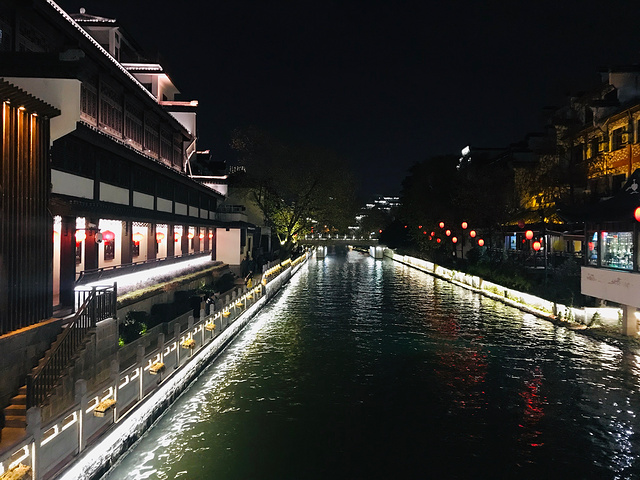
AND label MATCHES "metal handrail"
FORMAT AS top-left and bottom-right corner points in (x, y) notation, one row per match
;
(27, 285), (116, 408)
